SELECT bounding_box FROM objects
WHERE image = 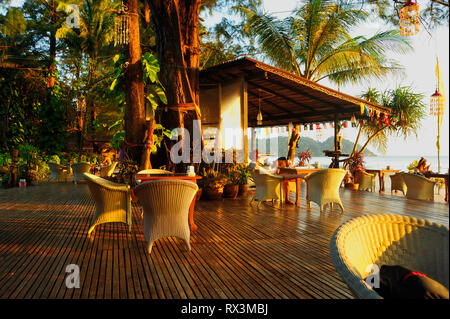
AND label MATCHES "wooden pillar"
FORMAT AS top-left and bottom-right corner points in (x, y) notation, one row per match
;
(334, 113), (339, 152)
